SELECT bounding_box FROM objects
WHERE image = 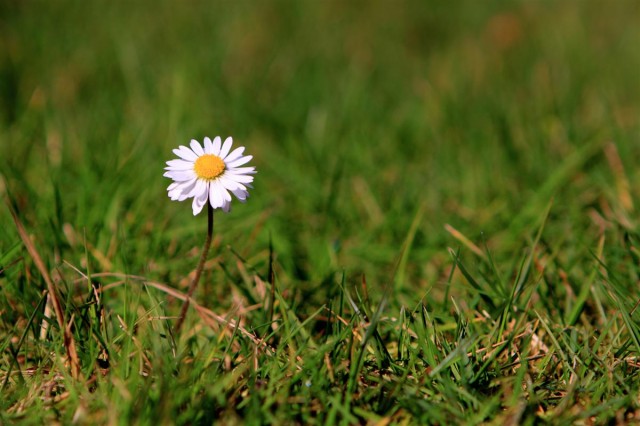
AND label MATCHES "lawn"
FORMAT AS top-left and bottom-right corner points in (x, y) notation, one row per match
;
(1, 1), (640, 424)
